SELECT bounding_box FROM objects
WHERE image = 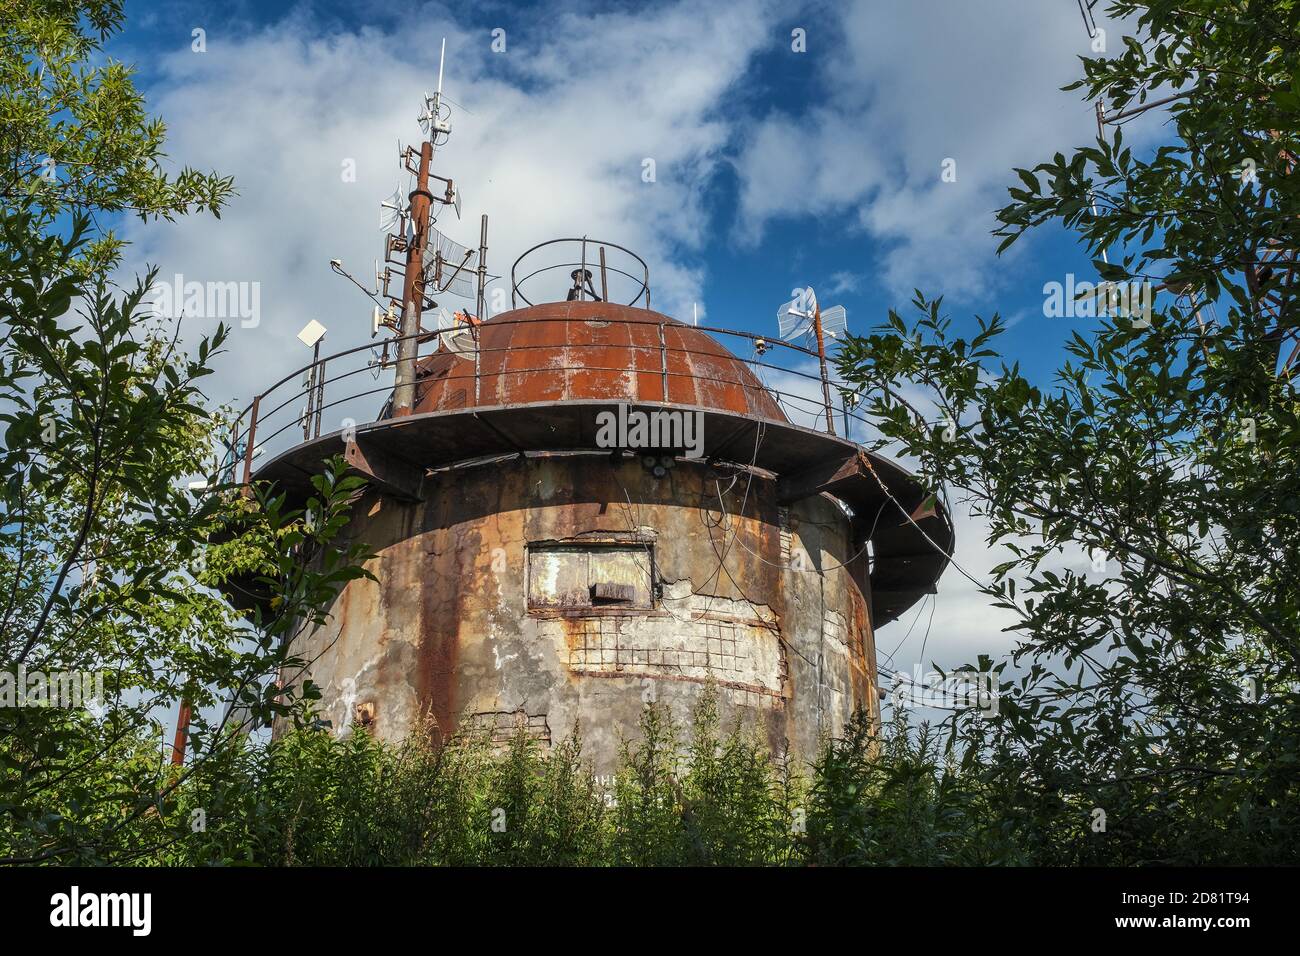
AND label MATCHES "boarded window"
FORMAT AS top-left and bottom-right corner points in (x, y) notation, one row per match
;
(527, 544), (653, 609)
